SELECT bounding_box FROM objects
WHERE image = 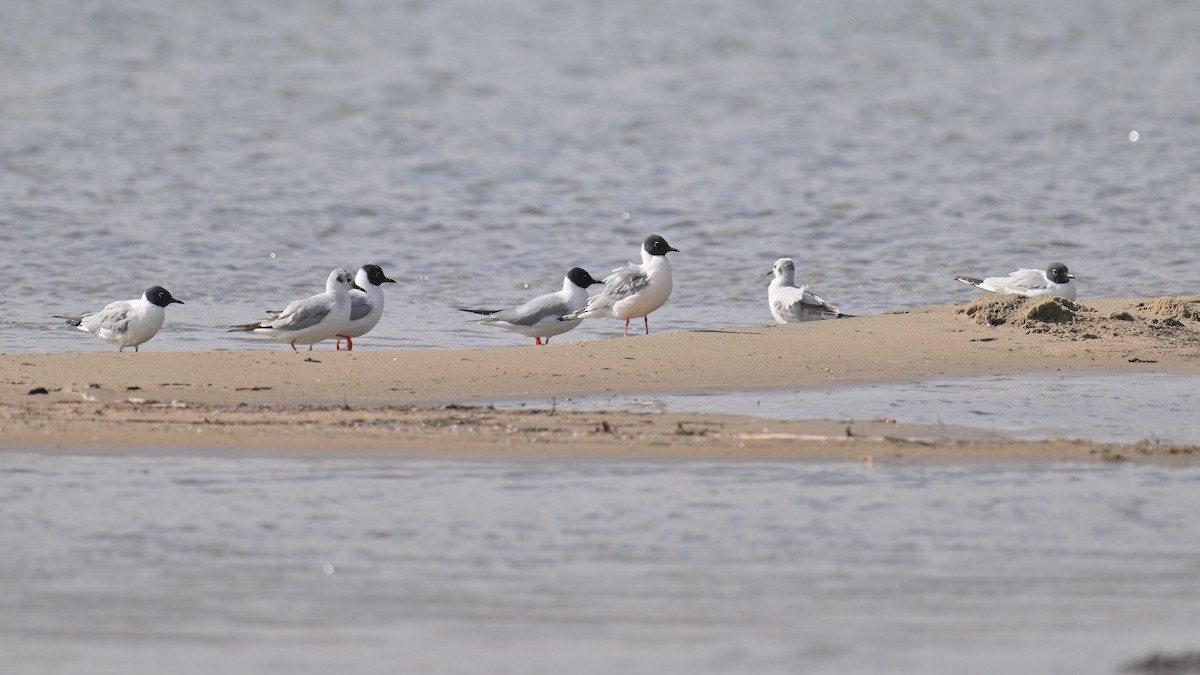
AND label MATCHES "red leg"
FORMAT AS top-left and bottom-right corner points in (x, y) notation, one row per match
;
(534, 337), (543, 346)
(623, 318), (630, 337)
(346, 337), (352, 351)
